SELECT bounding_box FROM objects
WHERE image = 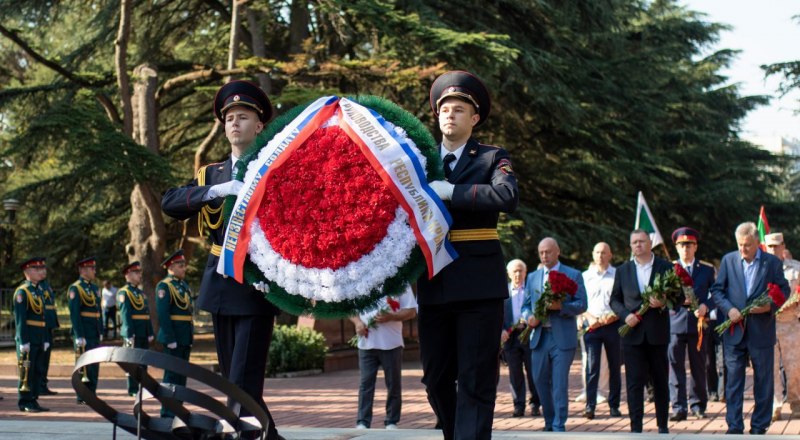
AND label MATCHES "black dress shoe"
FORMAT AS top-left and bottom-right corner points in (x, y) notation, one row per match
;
(33, 403), (50, 412)
(749, 428), (767, 435)
(669, 411), (687, 422)
(40, 388), (58, 396)
(530, 406), (541, 417)
(609, 408), (622, 417)
(583, 409), (595, 420)
(691, 409), (706, 419)
(725, 428), (743, 434)
(76, 400), (86, 405)
(512, 408), (524, 417)
(19, 406), (41, 413)
(658, 427), (669, 434)
(543, 426), (553, 432)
